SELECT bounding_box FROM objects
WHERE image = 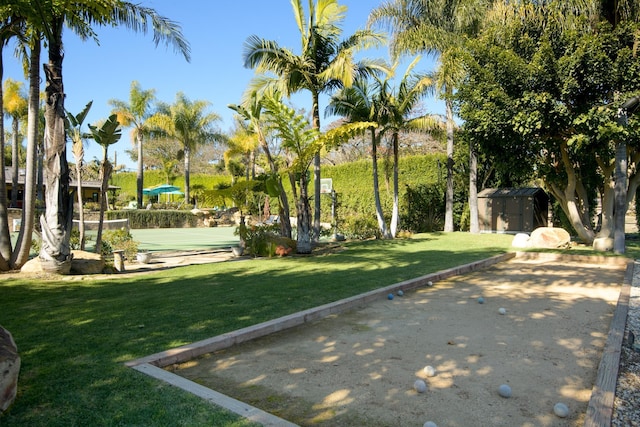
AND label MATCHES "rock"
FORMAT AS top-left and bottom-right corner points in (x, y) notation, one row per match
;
(0, 326), (20, 413)
(70, 250), (105, 274)
(528, 227), (571, 249)
(20, 257), (43, 274)
(593, 237), (614, 252)
(511, 233), (530, 248)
